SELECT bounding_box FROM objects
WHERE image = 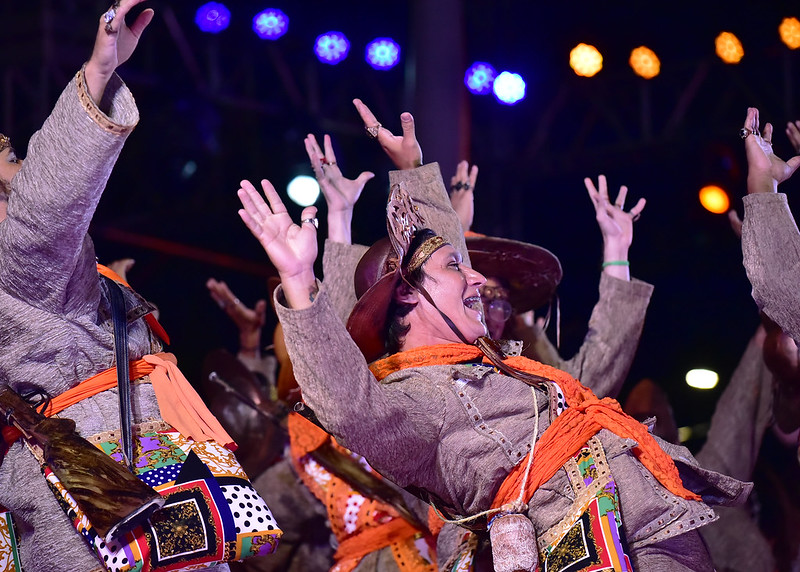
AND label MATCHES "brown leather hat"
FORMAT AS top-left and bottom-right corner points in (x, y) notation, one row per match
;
(466, 235), (562, 314)
(347, 234), (562, 362)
